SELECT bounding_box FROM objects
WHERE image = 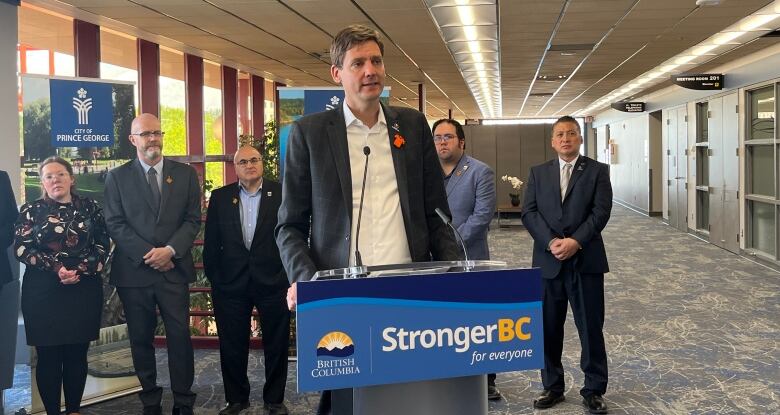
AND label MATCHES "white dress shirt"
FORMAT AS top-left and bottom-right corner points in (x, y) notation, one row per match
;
(344, 104), (412, 267)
